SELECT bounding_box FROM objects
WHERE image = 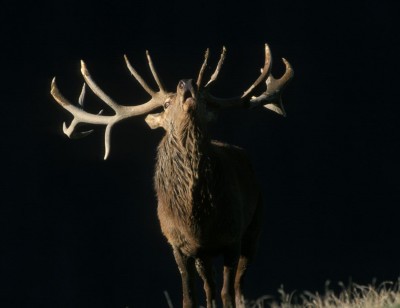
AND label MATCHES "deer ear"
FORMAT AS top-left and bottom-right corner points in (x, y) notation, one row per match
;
(145, 112), (165, 129)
